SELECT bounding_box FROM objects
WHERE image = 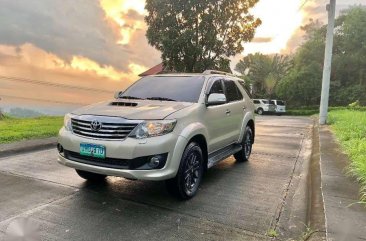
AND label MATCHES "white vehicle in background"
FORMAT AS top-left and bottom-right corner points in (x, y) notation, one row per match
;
(272, 100), (286, 115)
(253, 99), (276, 115)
